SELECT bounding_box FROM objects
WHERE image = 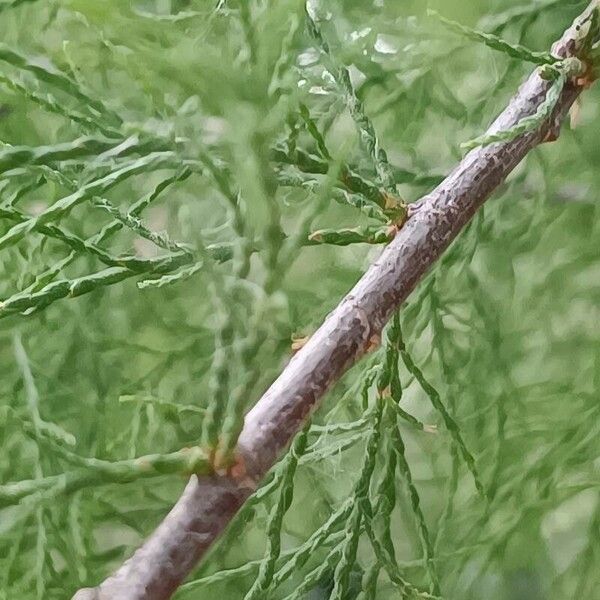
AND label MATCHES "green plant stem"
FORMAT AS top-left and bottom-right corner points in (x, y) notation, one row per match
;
(0, 447), (210, 508)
